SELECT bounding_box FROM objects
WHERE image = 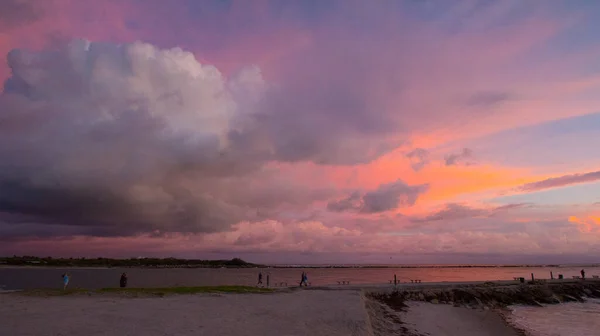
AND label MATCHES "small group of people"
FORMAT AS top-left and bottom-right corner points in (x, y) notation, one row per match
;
(257, 272), (270, 287)
(61, 272), (128, 290)
(256, 271), (309, 287)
